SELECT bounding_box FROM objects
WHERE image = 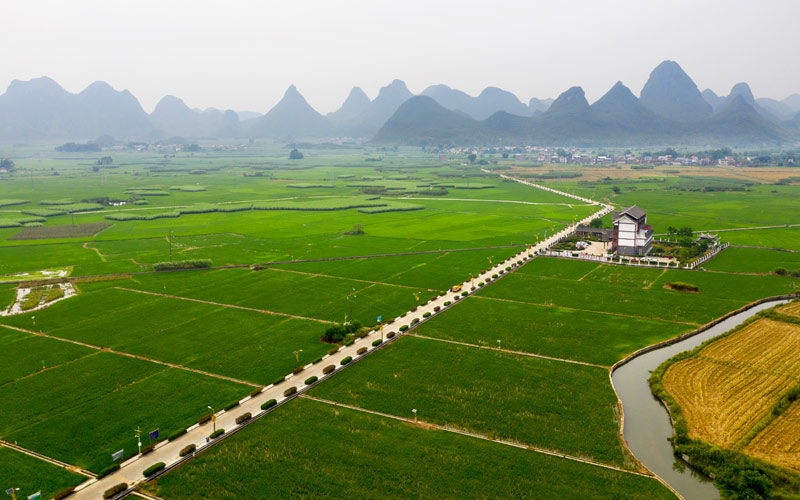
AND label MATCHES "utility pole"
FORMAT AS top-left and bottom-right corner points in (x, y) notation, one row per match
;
(168, 229), (173, 262)
(347, 288), (356, 333)
(134, 427), (142, 454)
